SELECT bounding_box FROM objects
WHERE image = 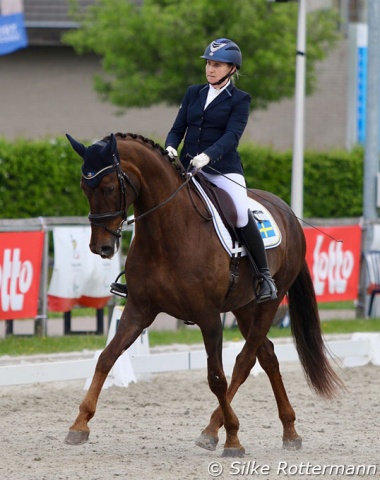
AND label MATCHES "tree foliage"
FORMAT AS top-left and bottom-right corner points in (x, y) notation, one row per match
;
(64, 0), (341, 110)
